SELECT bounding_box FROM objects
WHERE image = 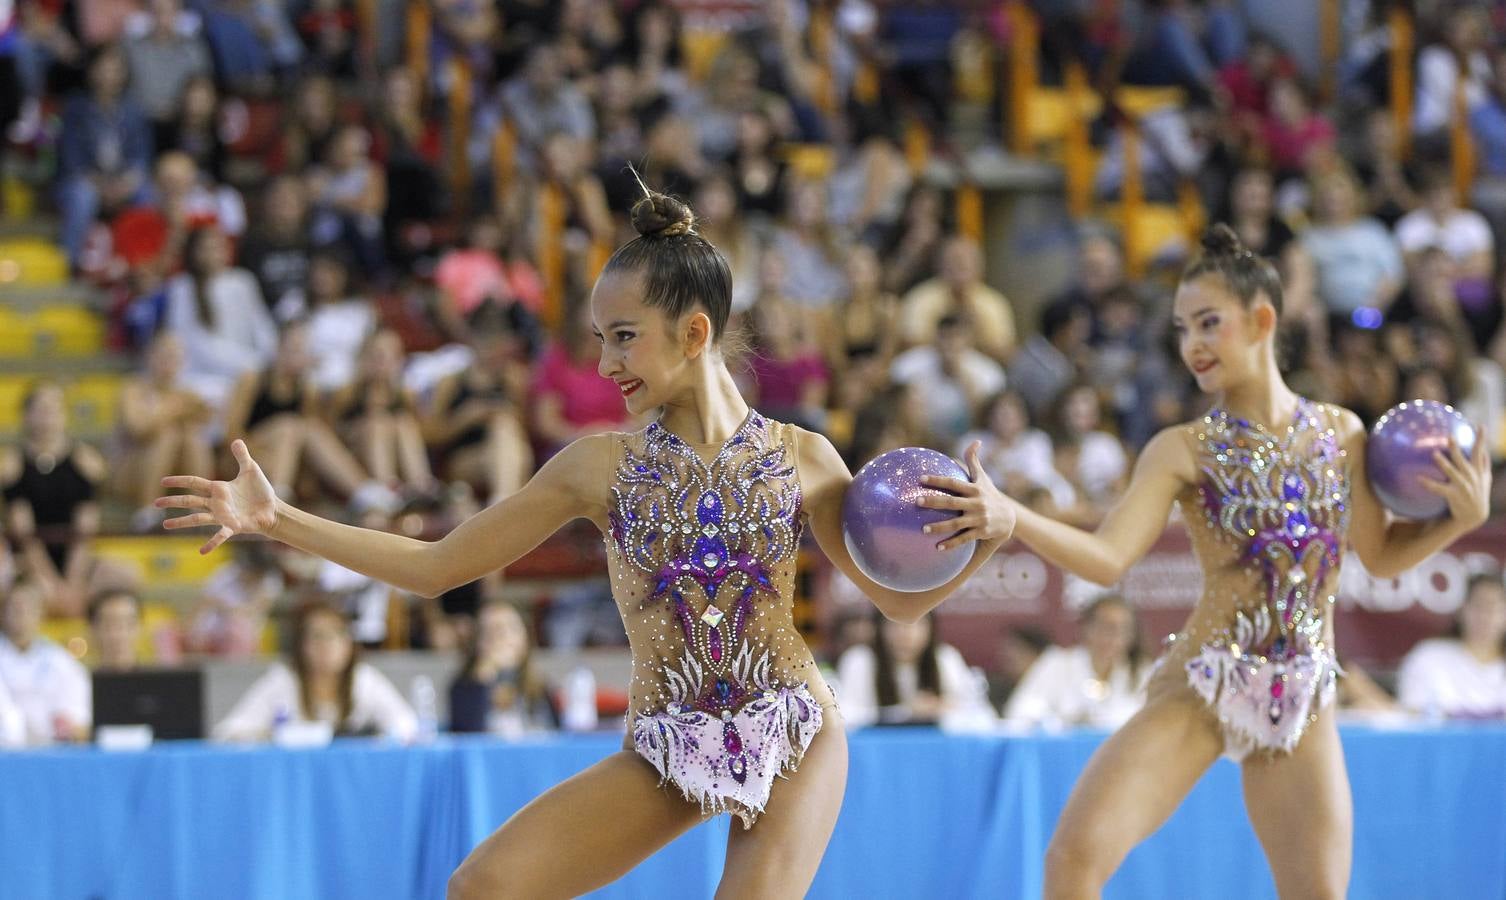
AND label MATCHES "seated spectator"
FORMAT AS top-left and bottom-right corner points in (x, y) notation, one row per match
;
(957, 389), (1074, 511)
(238, 175), (315, 316)
(57, 45), (152, 270)
(1353, 108), (1421, 229)
(448, 599), (556, 735)
(158, 74), (225, 182)
(1258, 75), (1335, 180)
(115, 332), (214, 531)
(123, 0), (212, 148)
(880, 184), (947, 296)
(530, 299), (631, 459)
(308, 124), (387, 273)
(224, 320), (392, 508)
(434, 214), (524, 338)
(494, 42), (596, 173)
(2, 382), (126, 617)
(989, 624), (1053, 711)
(770, 177), (849, 310)
(0, 581), (90, 744)
(746, 295), (828, 433)
(694, 172), (761, 314)
(1394, 168), (1495, 299)
(899, 236), (1016, 361)
(198, 0), (304, 93)
(825, 244), (899, 366)
(1004, 594), (1147, 728)
(1008, 297), (1093, 422)
(836, 610), (990, 728)
(1302, 166), (1404, 329)
(1397, 573), (1506, 719)
(1050, 383), (1129, 522)
(423, 315), (534, 507)
(890, 314), (1006, 447)
(184, 541), (283, 657)
(328, 329), (436, 493)
(165, 225), (278, 409)
(290, 249), (377, 391)
(89, 589), (142, 672)
(109, 151), (246, 282)
(213, 599), (417, 742)
(1411, 4), (1490, 143)
(1226, 167), (1296, 262)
